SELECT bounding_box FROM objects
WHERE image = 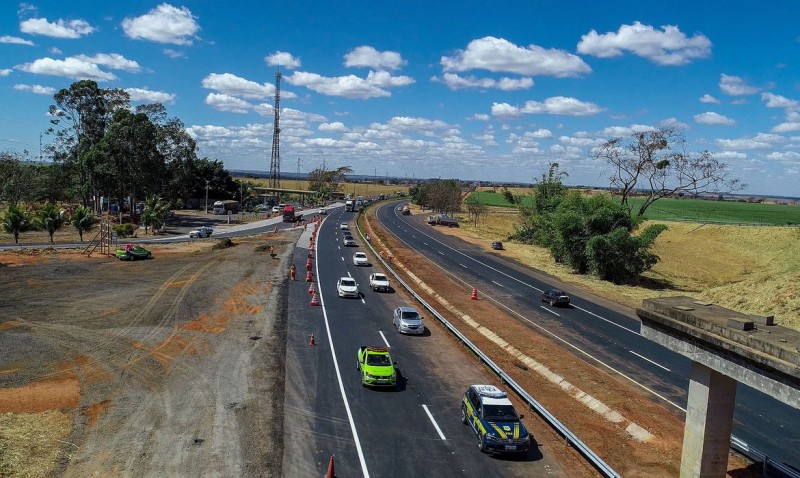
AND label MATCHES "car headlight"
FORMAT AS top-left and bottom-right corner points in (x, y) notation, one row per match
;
(364, 372), (374, 379)
(485, 434), (502, 443)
